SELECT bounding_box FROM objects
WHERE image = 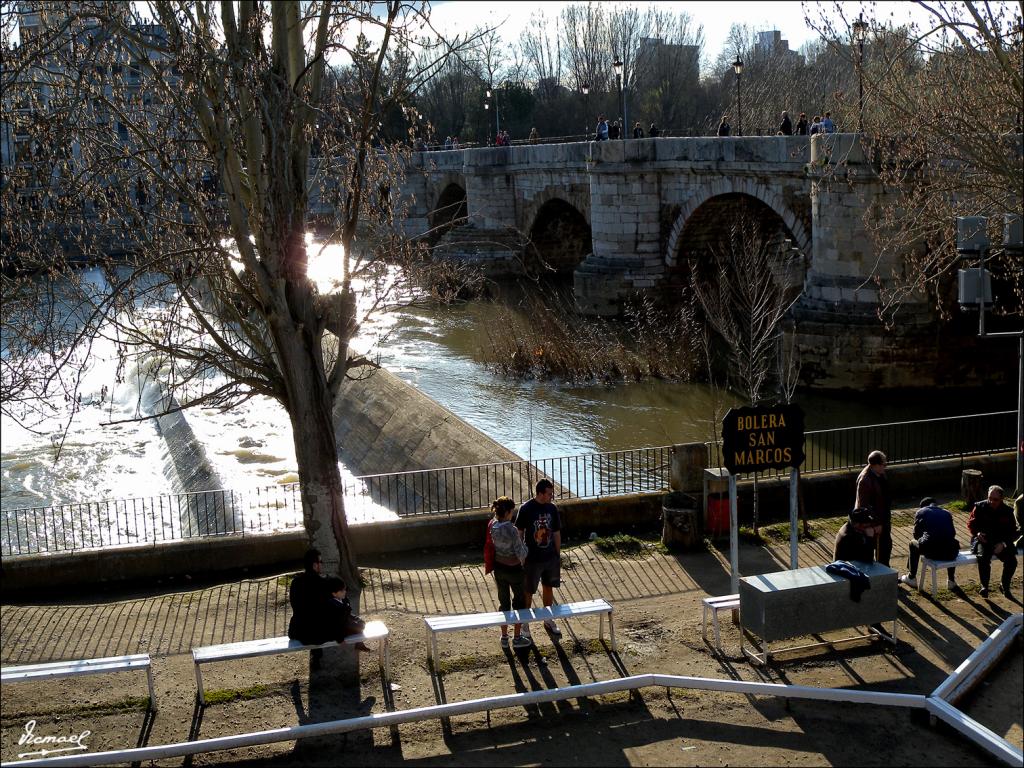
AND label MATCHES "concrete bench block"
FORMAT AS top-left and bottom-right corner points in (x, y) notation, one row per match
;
(740, 563), (897, 642)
